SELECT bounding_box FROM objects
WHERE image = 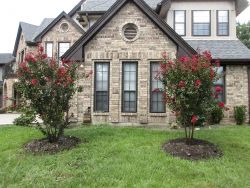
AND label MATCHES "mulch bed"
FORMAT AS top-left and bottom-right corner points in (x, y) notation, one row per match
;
(162, 138), (223, 161)
(24, 136), (81, 155)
